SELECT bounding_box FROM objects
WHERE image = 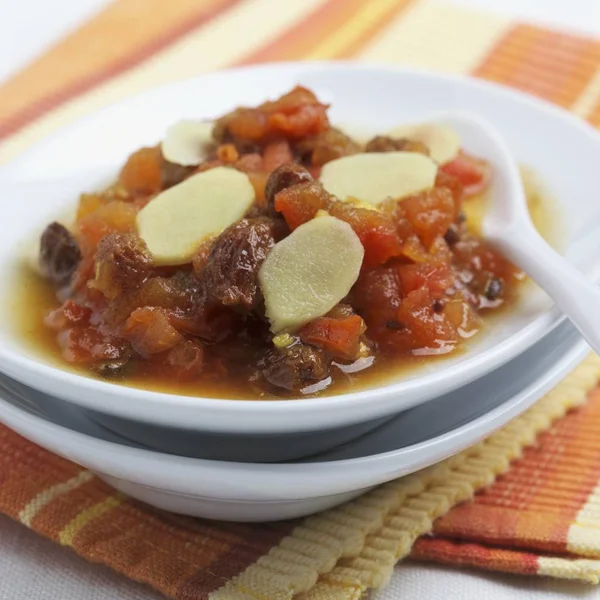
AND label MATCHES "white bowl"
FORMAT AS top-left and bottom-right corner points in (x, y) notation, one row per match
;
(0, 319), (588, 521)
(0, 62), (599, 445)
